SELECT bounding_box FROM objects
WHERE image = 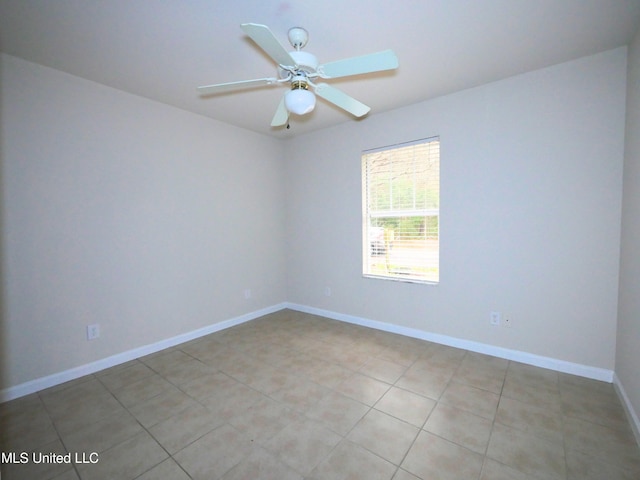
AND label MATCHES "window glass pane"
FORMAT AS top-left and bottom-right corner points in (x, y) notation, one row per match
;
(363, 138), (439, 283)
